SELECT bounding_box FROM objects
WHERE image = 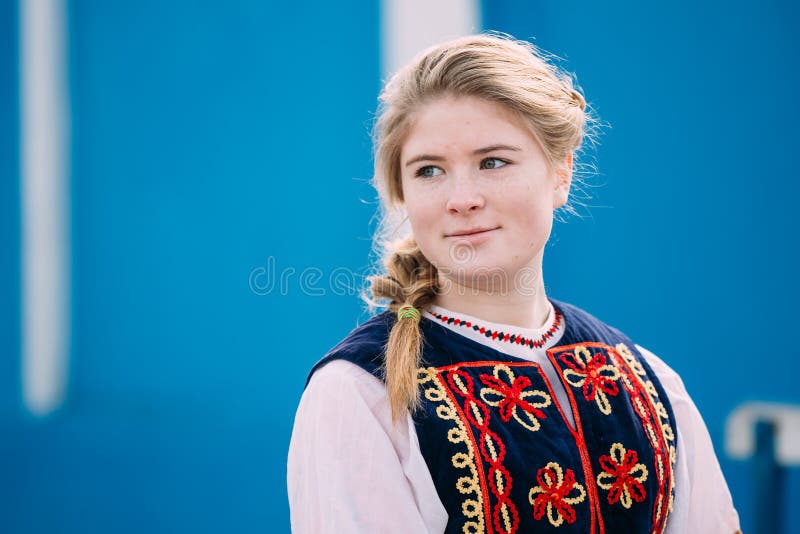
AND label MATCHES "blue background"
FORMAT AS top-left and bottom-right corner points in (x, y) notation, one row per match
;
(2, 1), (798, 532)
